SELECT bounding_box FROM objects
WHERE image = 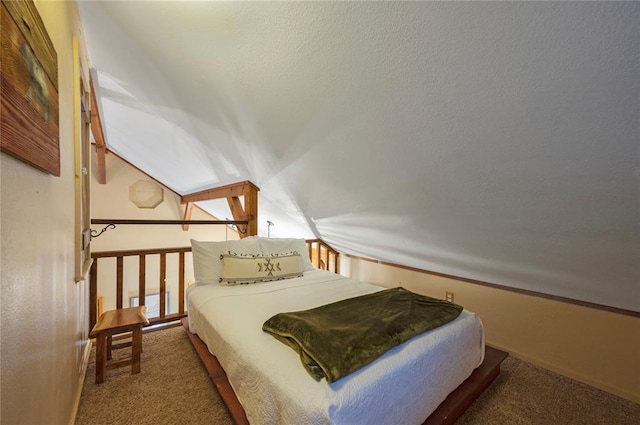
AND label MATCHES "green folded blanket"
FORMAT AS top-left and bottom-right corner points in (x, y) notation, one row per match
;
(262, 287), (463, 383)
